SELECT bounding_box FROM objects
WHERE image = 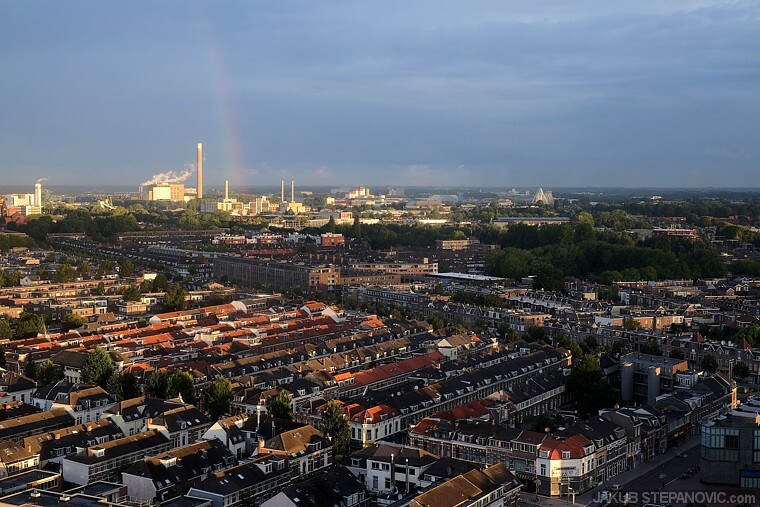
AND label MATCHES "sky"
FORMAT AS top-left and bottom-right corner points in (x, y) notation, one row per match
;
(2, 0), (759, 189)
